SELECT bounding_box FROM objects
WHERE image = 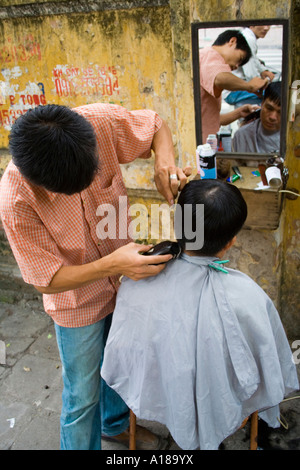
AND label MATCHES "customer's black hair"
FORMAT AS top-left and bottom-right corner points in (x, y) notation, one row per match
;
(263, 81), (281, 107)
(9, 104), (98, 194)
(212, 30), (252, 66)
(175, 179), (247, 256)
